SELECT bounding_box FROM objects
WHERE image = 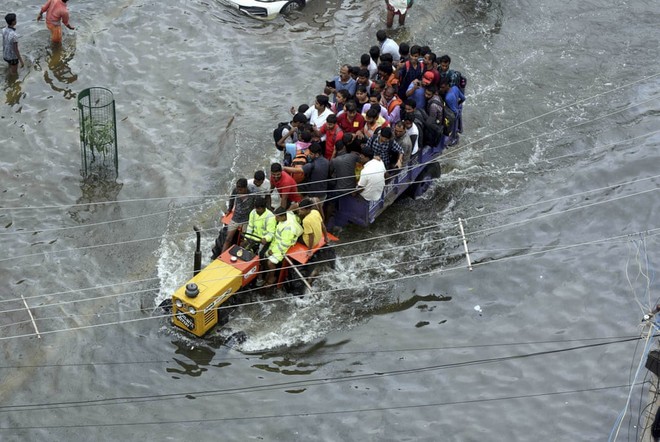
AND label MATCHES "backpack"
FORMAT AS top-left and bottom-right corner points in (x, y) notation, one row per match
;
(424, 96), (445, 147)
(399, 107), (426, 148)
(442, 105), (457, 137)
(290, 152), (308, 184)
(412, 108), (428, 147)
(273, 122), (291, 151)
